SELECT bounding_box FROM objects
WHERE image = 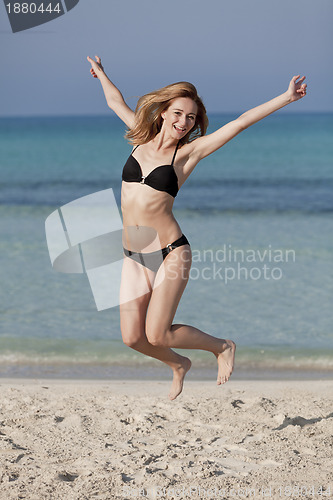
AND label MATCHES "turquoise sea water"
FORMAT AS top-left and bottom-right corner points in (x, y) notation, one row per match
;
(0, 113), (332, 379)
